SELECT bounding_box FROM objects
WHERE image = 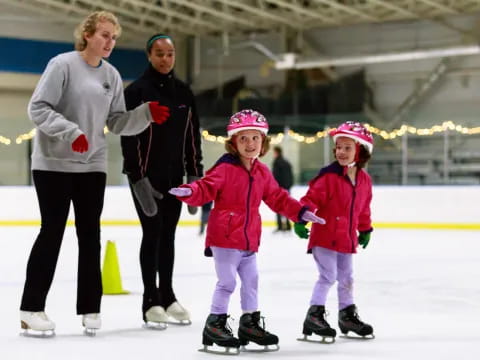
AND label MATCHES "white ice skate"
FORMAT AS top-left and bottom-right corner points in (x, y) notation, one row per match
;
(143, 306), (168, 330)
(20, 311), (55, 338)
(82, 313), (101, 336)
(166, 301), (191, 325)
